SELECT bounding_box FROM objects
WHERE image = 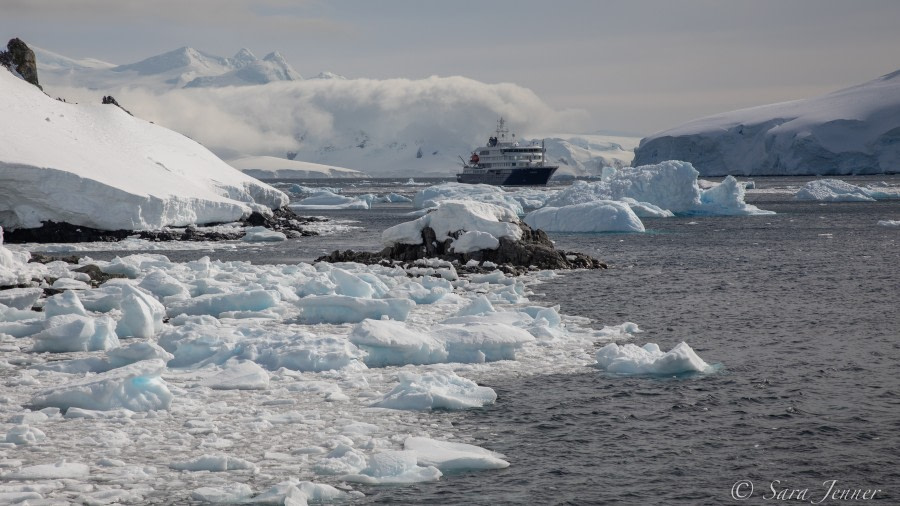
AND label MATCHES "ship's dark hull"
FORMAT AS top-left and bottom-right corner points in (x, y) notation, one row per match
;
(456, 166), (558, 186)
